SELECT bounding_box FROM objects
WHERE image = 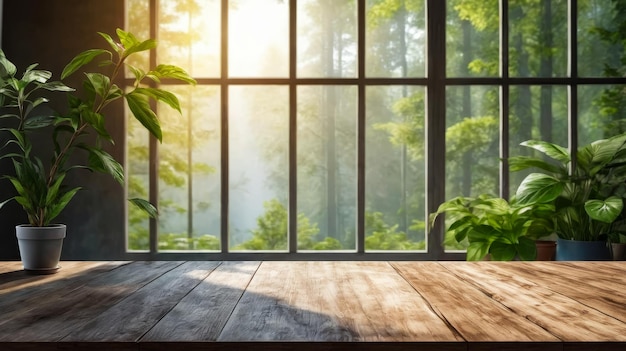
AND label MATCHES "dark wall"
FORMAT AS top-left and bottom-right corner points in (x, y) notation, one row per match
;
(1, 0), (127, 260)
